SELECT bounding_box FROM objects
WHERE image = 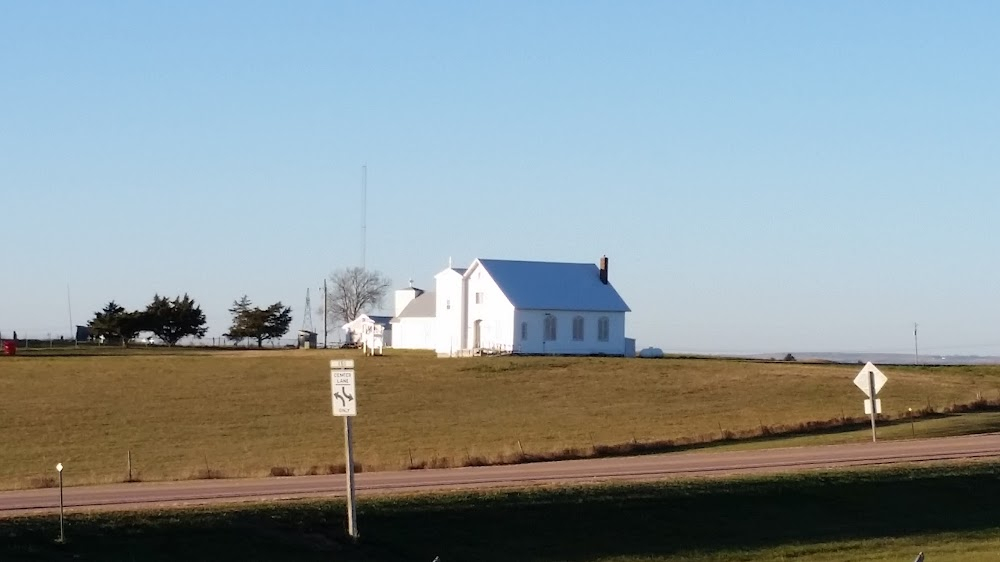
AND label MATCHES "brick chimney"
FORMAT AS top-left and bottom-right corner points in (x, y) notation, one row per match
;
(599, 255), (609, 284)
